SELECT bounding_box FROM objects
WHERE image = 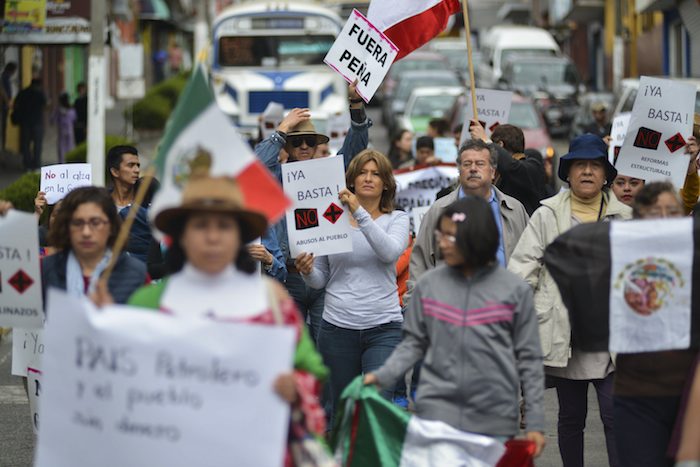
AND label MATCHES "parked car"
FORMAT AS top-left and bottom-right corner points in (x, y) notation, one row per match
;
(382, 69), (461, 132)
(395, 86), (463, 135)
(428, 38), (480, 84)
(613, 77), (700, 117)
(376, 51), (448, 105)
(476, 25), (560, 88)
(569, 92), (616, 139)
(498, 55), (582, 137)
